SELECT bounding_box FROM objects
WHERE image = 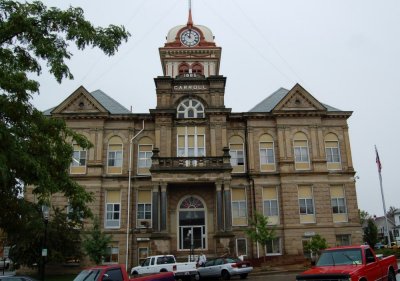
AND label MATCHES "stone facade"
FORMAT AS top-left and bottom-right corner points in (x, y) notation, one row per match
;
(26, 10), (362, 269)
